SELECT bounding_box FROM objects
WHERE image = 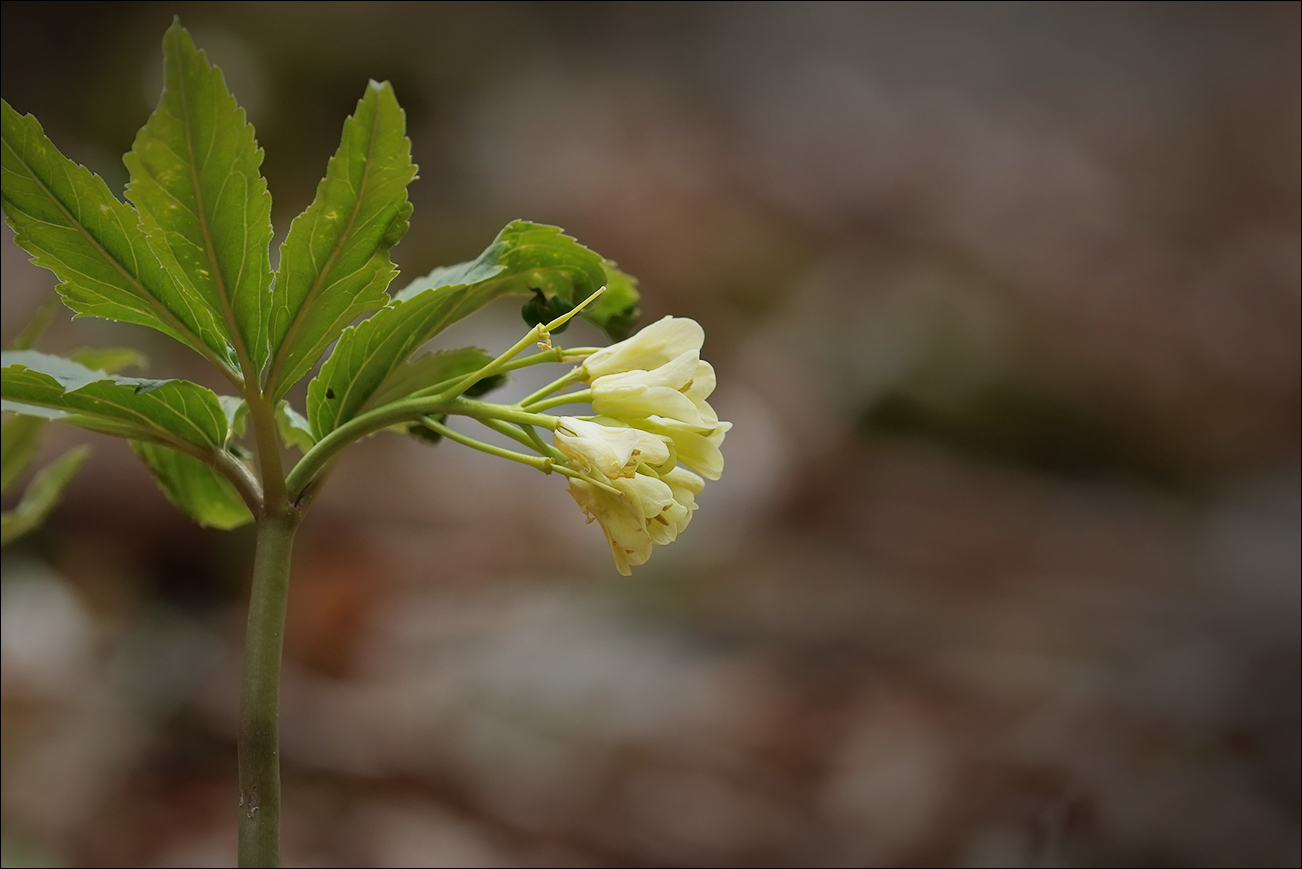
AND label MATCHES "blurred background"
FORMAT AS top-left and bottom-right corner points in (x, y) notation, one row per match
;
(2, 2), (1298, 866)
